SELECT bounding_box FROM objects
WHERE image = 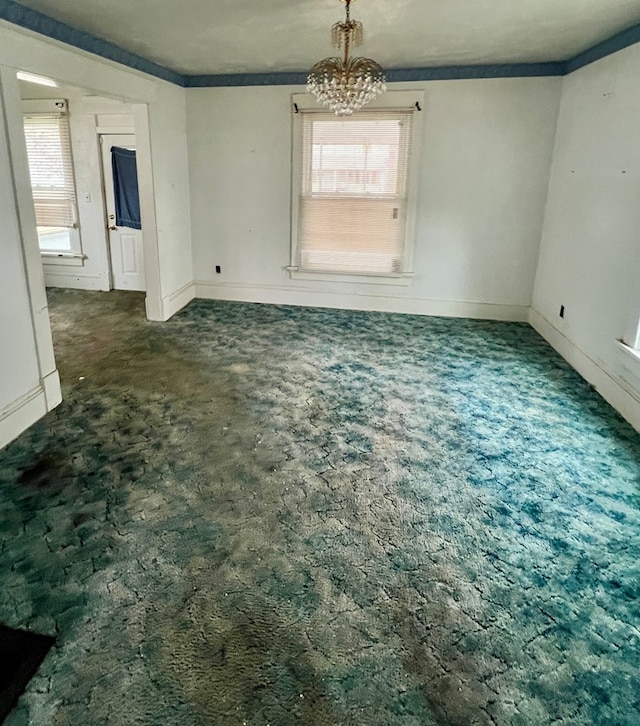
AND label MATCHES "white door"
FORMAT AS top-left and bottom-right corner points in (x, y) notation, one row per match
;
(101, 134), (146, 291)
